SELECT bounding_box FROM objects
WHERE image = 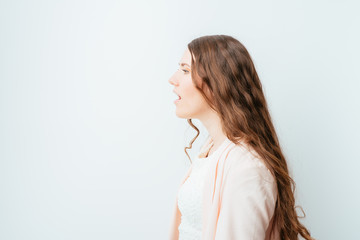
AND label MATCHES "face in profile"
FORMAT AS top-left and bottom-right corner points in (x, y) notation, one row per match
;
(168, 48), (210, 119)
